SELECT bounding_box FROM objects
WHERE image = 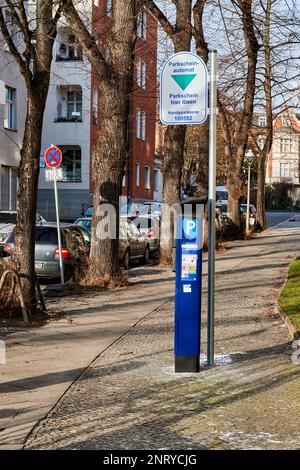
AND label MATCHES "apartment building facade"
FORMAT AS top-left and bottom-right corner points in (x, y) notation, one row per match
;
(0, 42), (27, 211)
(38, 2), (93, 221)
(266, 110), (300, 191)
